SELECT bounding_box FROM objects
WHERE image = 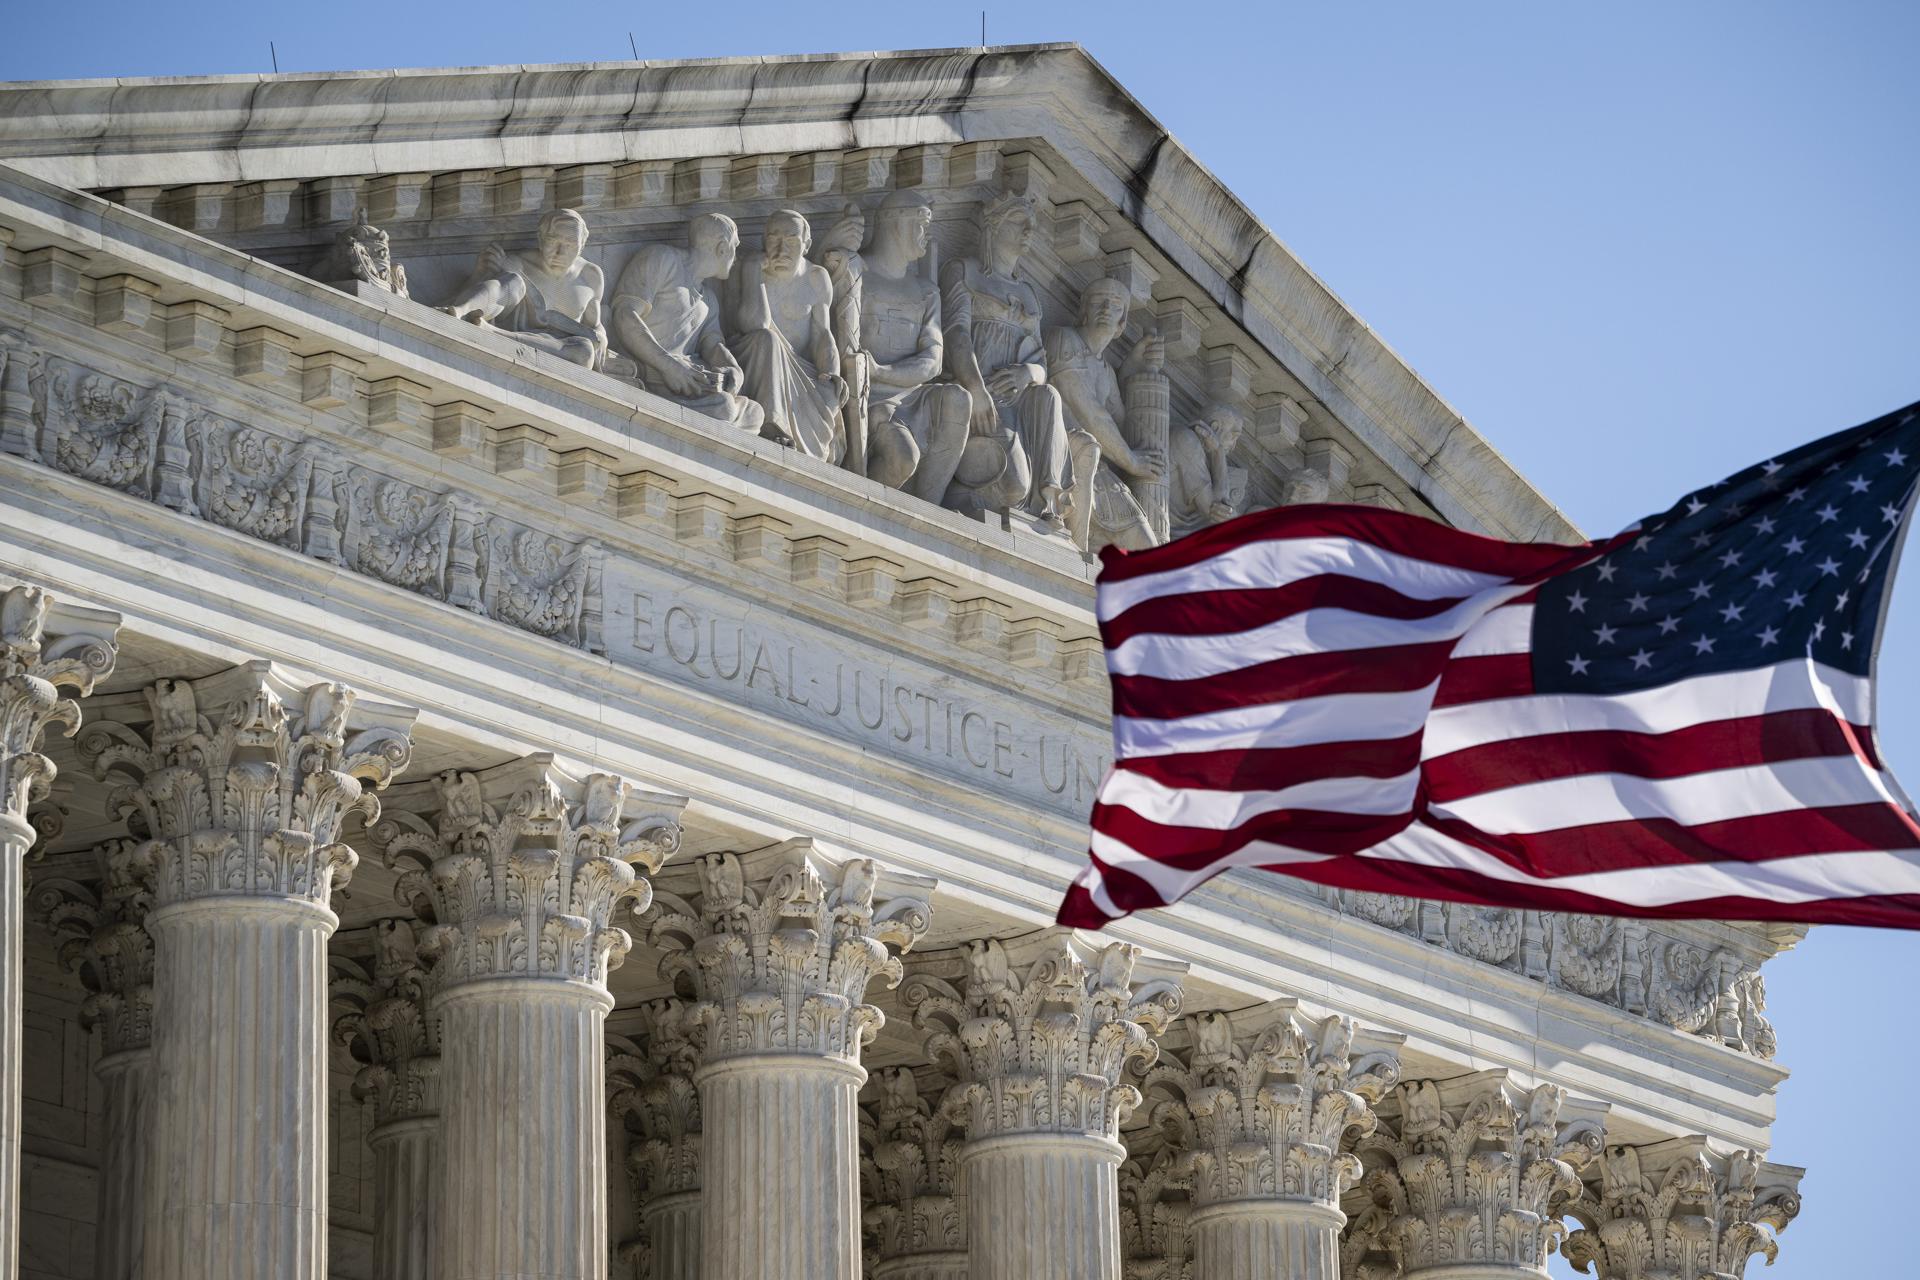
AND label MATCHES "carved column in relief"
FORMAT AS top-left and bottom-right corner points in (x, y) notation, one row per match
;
(903, 933), (1184, 1280)
(331, 918), (441, 1280)
(373, 757), (685, 1280)
(79, 661), (413, 1280)
(29, 839), (152, 1280)
(643, 840), (933, 1280)
(1562, 1138), (1802, 1280)
(1137, 1006), (1399, 1280)
(860, 1067), (967, 1280)
(1119, 1143), (1192, 1280)
(1344, 1070), (1606, 1280)
(0, 586), (119, 1280)
(608, 999), (706, 1280)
